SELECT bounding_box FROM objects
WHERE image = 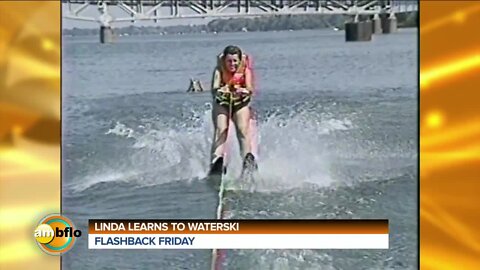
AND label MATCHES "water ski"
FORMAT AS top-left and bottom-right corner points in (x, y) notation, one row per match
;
(239, 153), (258, 191)
(207, 157), (226, 191)
(207, 154), (258, 191)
